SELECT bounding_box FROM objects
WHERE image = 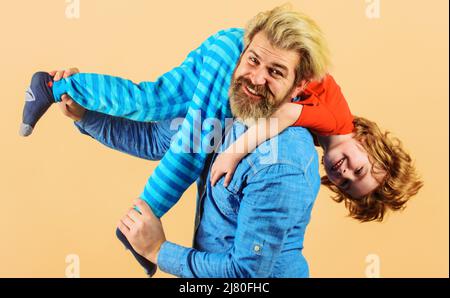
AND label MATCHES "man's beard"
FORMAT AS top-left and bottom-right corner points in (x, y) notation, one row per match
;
(229, 76), (293, 123)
